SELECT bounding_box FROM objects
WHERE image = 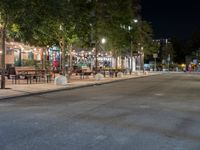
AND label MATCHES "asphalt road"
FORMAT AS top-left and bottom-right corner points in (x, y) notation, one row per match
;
(0, 73), (200, 150)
